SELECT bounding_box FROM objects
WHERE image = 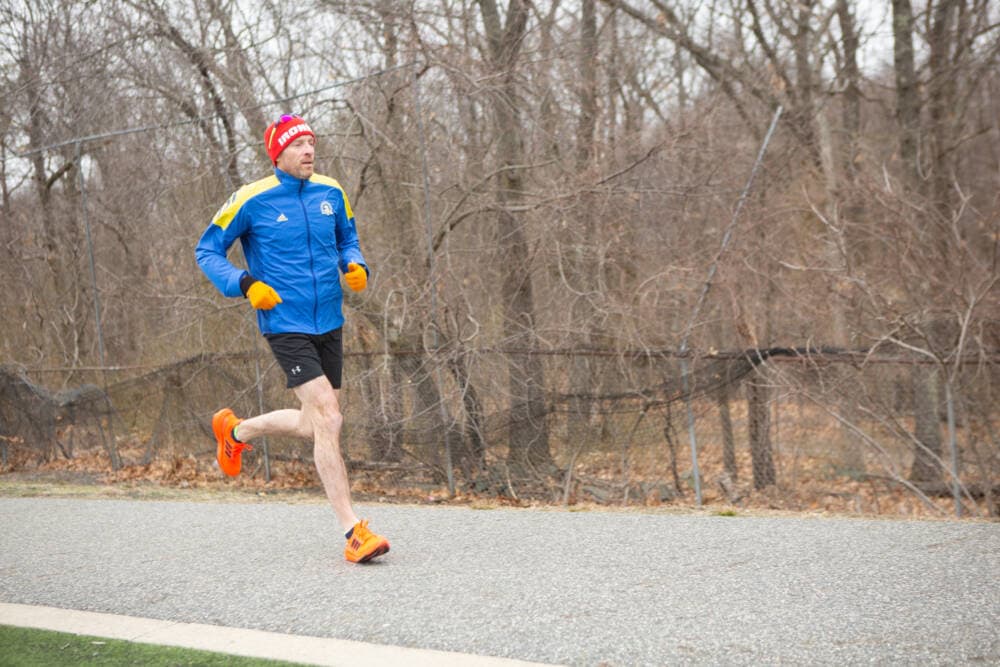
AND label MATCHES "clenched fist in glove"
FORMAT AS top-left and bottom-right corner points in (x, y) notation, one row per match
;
(344, 262), (368, 292)
(245, 280), (282, 310)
